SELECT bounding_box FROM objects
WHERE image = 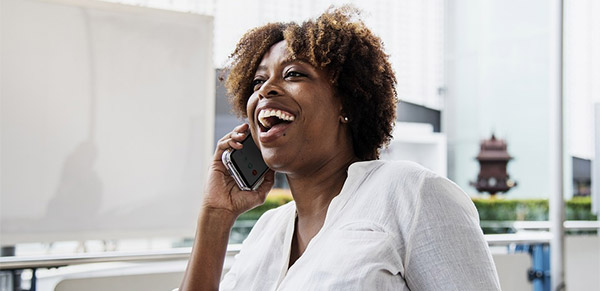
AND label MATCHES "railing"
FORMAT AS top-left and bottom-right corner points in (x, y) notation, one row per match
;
(0, 234), (552, 271)
(0, 245), (241, 270)
(480, 220), (600, 231)
(1, 220), (597, 271)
